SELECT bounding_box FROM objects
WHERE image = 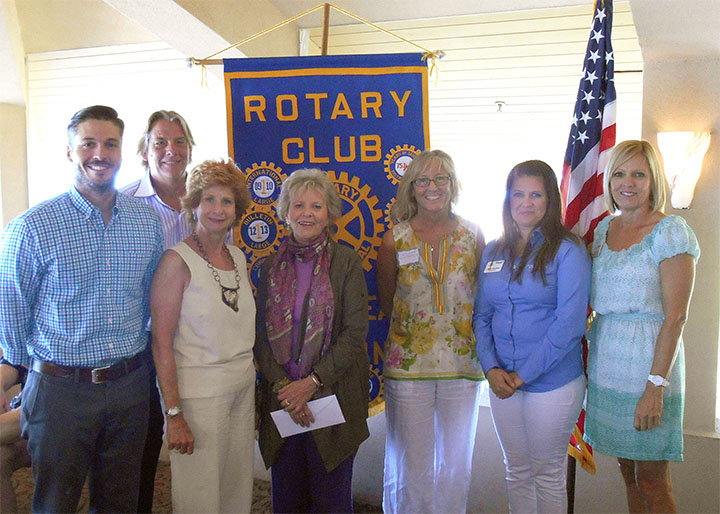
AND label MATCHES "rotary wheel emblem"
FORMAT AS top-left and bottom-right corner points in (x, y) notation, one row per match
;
(327, 170), (384, 272)
(383, 144), (420, 185)
(247, 255), (268, 294)
(244, 161), (287, 206)
(368, 366), (385, 416)
(236, 204), (285, 261)
(384, 198), (396, 229)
